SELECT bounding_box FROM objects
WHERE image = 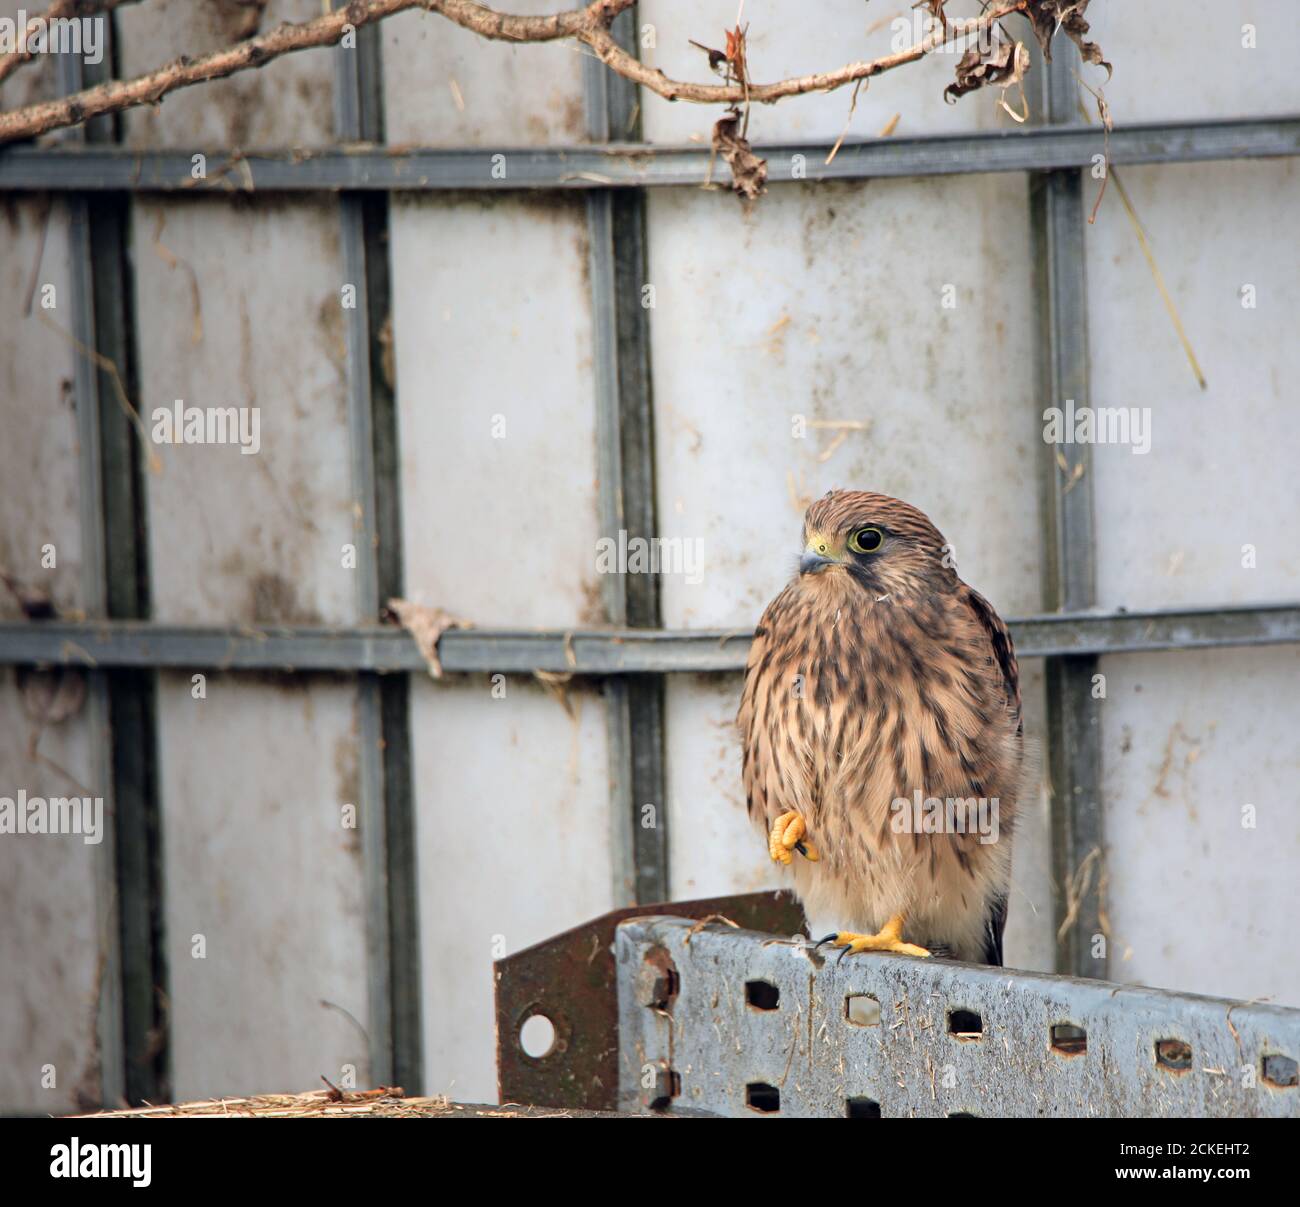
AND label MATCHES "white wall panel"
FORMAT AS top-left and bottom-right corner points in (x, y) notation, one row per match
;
(1087, 0), (1300, 125)
(117, 0), (337, 149)
(1087, 159), (1300, 610)
(1100, 646), (1300, 1007)
(0, 199), (83, 618)
(390, 194), (602, 628)
(410, 678), (612, 1102)
(157, 672), (370, 1099)
(0, 198), (103, 1113)
(0, 671), (102, 1113)
(132, 197), (357, 627)
(383, 5), (586, 146)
